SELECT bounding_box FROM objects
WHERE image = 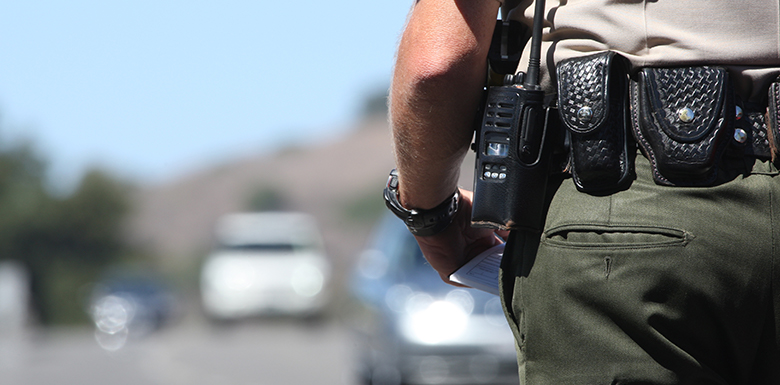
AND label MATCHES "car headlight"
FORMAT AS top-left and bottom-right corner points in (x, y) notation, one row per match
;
(290, 264), (324, 297)
(92, 295), (135, 334)
(398, 289), (474, 345)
